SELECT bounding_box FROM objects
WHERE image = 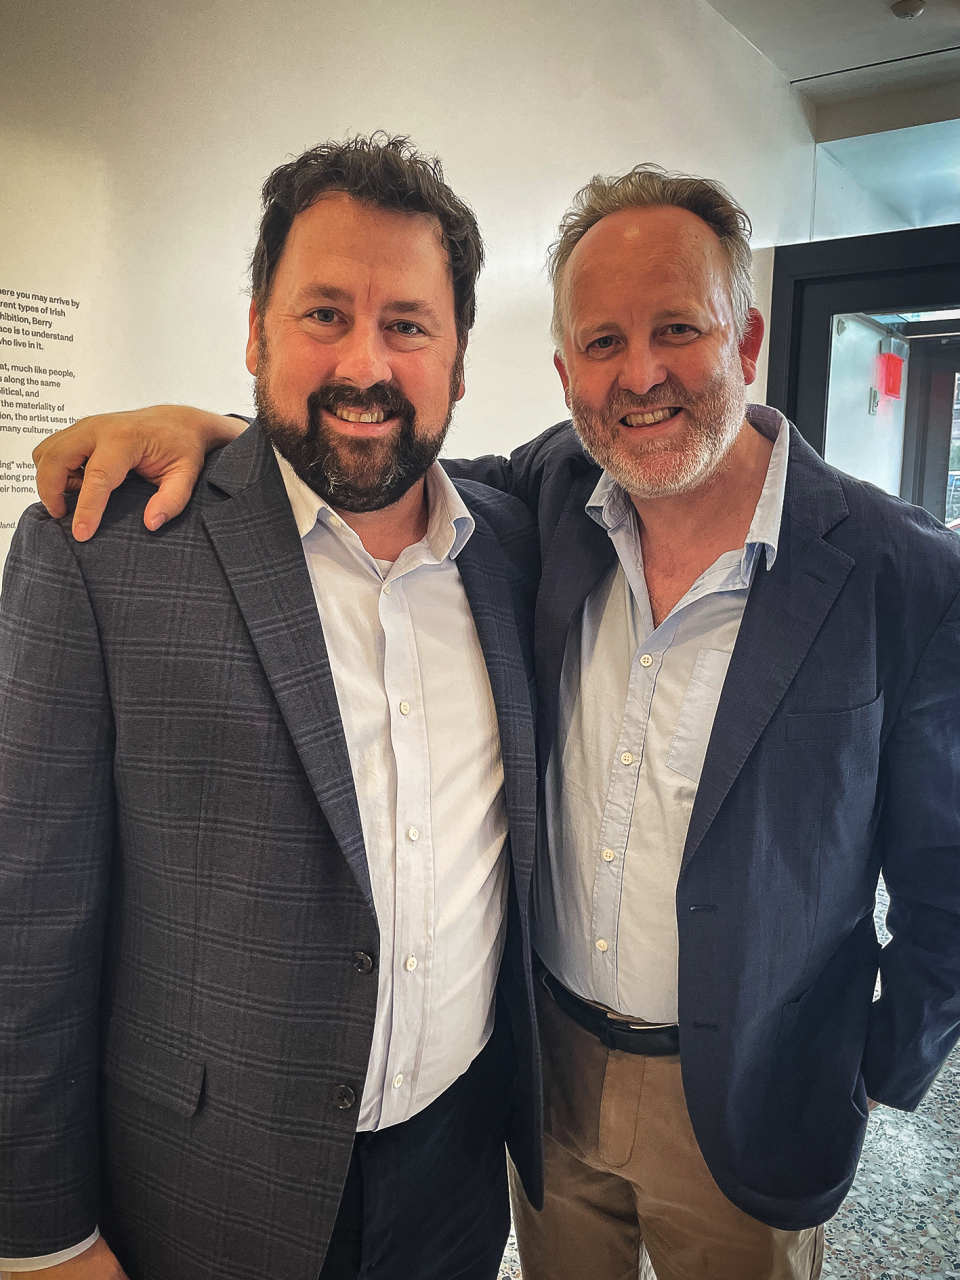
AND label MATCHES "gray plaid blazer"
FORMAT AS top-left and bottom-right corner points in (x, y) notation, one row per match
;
(0, 423), (542, 1279)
